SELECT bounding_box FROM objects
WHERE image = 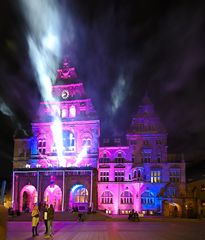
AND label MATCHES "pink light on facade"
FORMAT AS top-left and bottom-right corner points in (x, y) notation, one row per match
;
(44, 184), (62, 211)
(20, 185), (37, 212)
(51, 117), (65, 167)
(75, 145), (88, 166)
